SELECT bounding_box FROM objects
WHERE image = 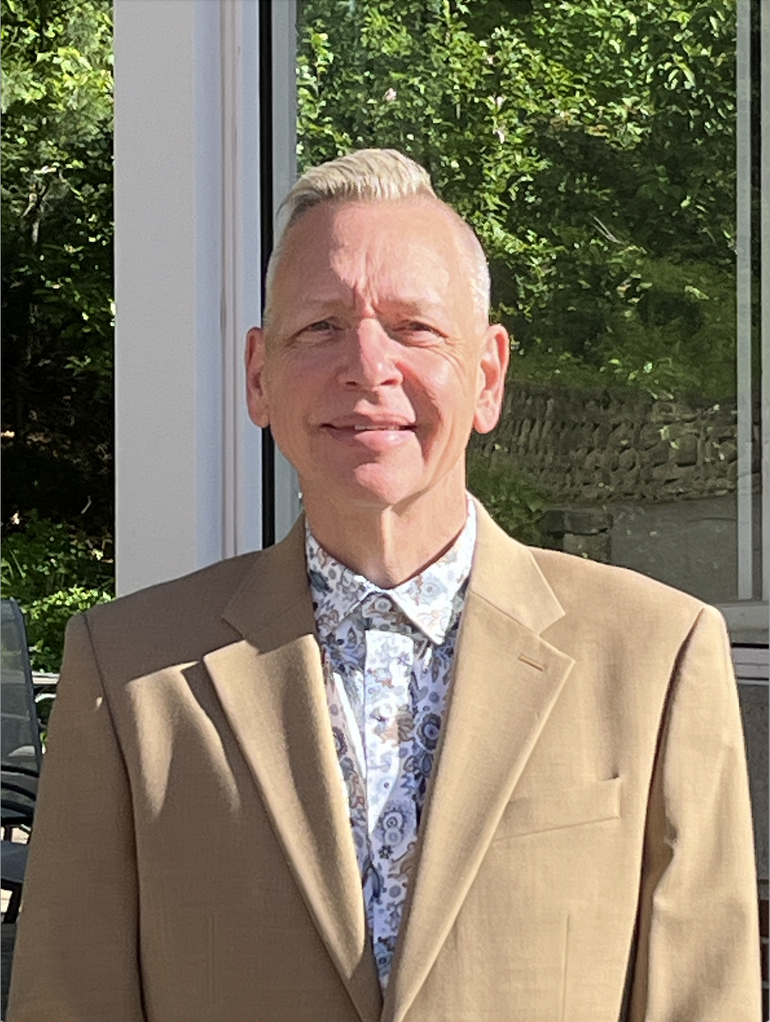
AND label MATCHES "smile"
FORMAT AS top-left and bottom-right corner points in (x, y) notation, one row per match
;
(320, 422), (417, 448)
(352, 424), (410, 431)
(321, 418), (416, 432)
